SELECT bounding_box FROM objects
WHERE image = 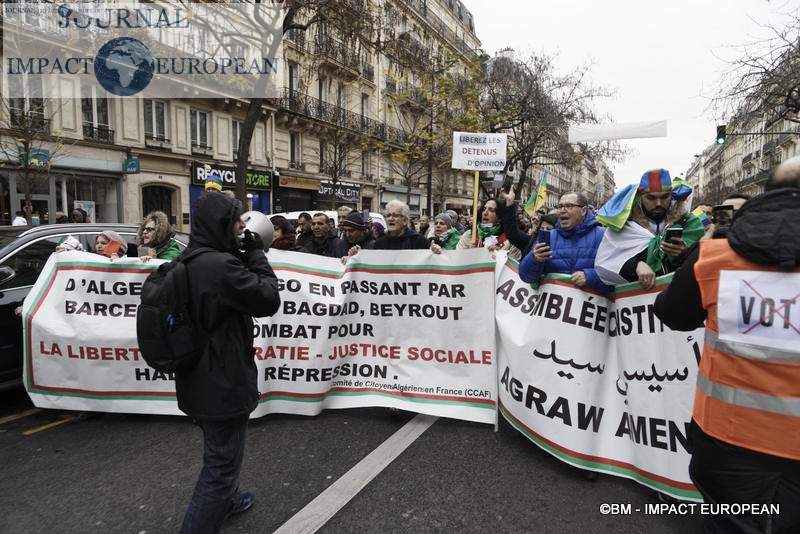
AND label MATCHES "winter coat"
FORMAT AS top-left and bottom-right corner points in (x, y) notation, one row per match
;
(174, 193), (280, 421)
(301, 235), (345, 257)
(374, 228), (431, 250)
(331, 231), (376, 257)
(456, 228), (522, 261)
(518, 209), (612, 294)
